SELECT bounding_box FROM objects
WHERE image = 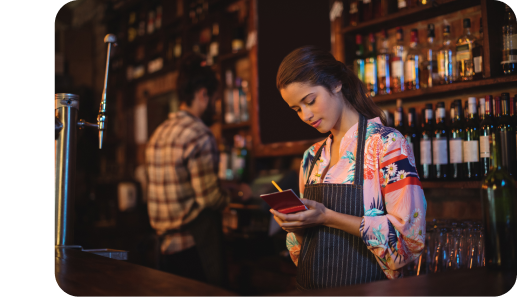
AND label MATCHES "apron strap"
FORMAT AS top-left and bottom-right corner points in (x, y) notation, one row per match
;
(354, 113), (367, 187)
(305, 114), (368, 186)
